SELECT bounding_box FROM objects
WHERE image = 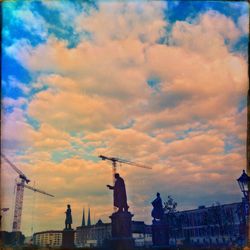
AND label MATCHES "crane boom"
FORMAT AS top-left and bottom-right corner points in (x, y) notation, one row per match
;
(23, 184), (54, 197)
(1, 154), (30, 183)
(99, 155), (152, 169)
(115, 158), (152, 169)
